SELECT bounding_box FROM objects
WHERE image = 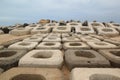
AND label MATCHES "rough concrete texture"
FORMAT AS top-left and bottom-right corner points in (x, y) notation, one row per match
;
(8, 41), (38, 51)
(31, 27), (51, 34)
(23, 37), (43, 42)
(45, 23), (58, 28)
(67, 22), (82, 26)
(80, 36), (101, 42)
(87, 41), (119, 50)
(99, 49), (120, 67)
(0, 50), (27, 70)
(61, 33), (70, 38)
(0, 30), (4, 35)
(90, 22), (105, 29)
(63, 42), (90, 50)
(43, 37), (61, 42)
(0, 68), (3, 74)
(9, 28), (30, 36)
(36, 42), (62, 49)
(71, 68), (120, 80)
(52, 26), (71, 33)
(32, 33), (48, 38)
(65, 50), (110, 70)
(76, 26), (95, 34)
(89, 34), (106, 41)
(25, 24), (37, 30)
(48, 33), (61, 38)
(62, 36), (81, 42)
(19, 50), (63, 69)
(0, 67), (64, 80)
(97, 27), (119, 36)
(104, 39), (120, 46)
